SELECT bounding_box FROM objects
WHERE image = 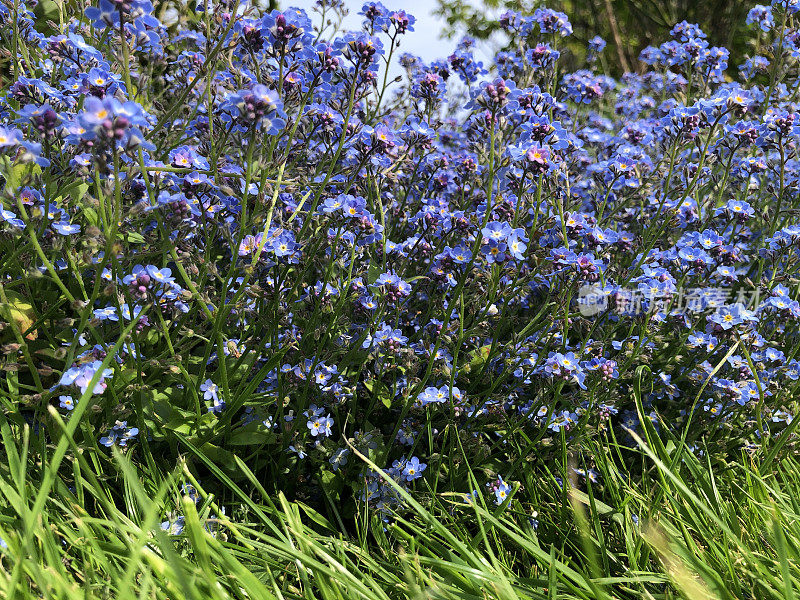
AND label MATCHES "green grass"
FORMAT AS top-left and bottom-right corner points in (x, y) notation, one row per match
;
(1, 408), (799, 600)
